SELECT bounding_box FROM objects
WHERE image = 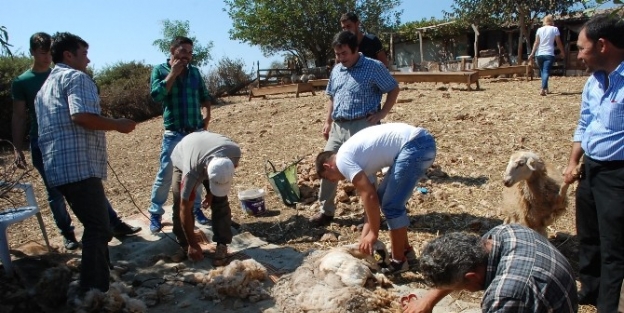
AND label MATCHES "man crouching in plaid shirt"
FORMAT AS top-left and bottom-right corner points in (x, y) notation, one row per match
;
(403, 224), (577, 313)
